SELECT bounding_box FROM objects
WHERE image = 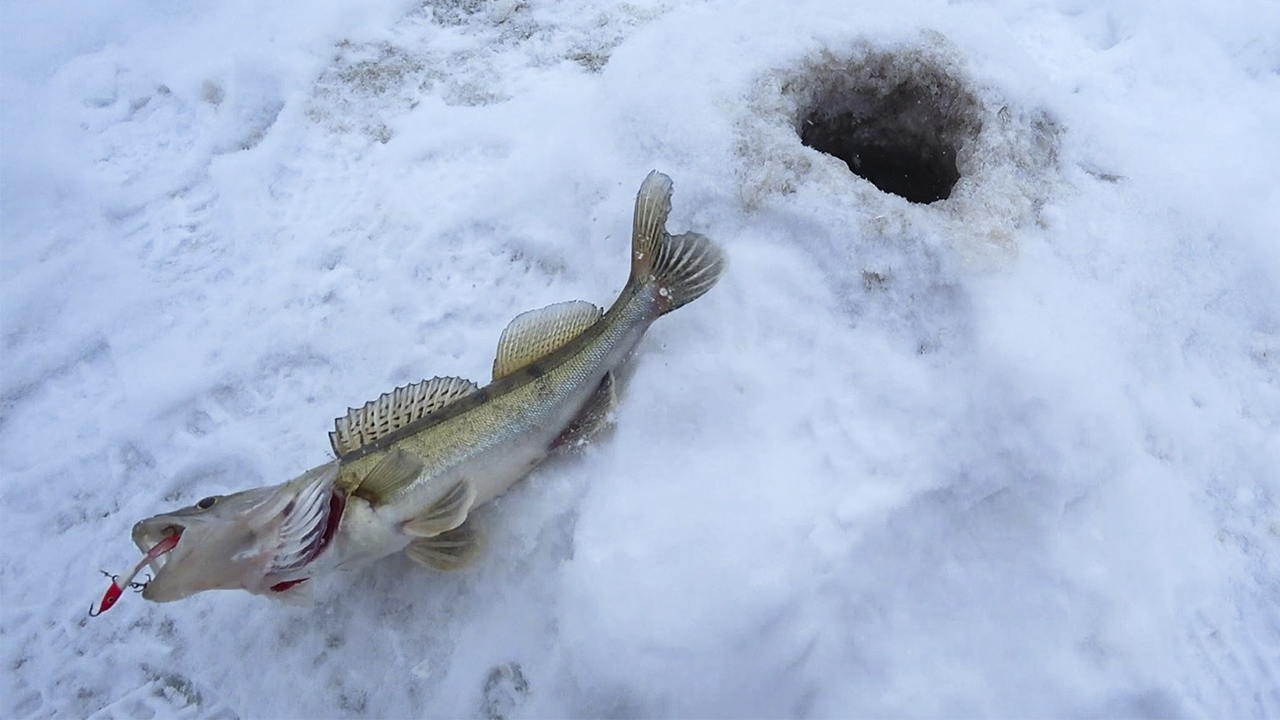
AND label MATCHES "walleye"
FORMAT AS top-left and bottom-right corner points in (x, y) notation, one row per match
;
(99, 171), (724, 609)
